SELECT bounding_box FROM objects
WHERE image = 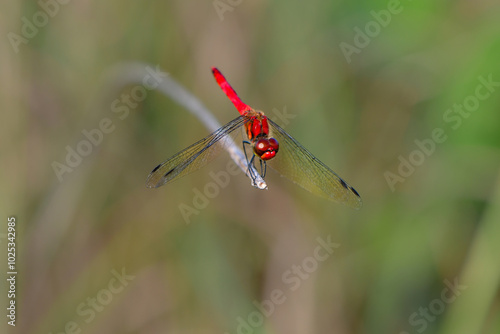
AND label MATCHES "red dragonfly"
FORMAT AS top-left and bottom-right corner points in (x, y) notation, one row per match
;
(147, 68), (362, 208)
